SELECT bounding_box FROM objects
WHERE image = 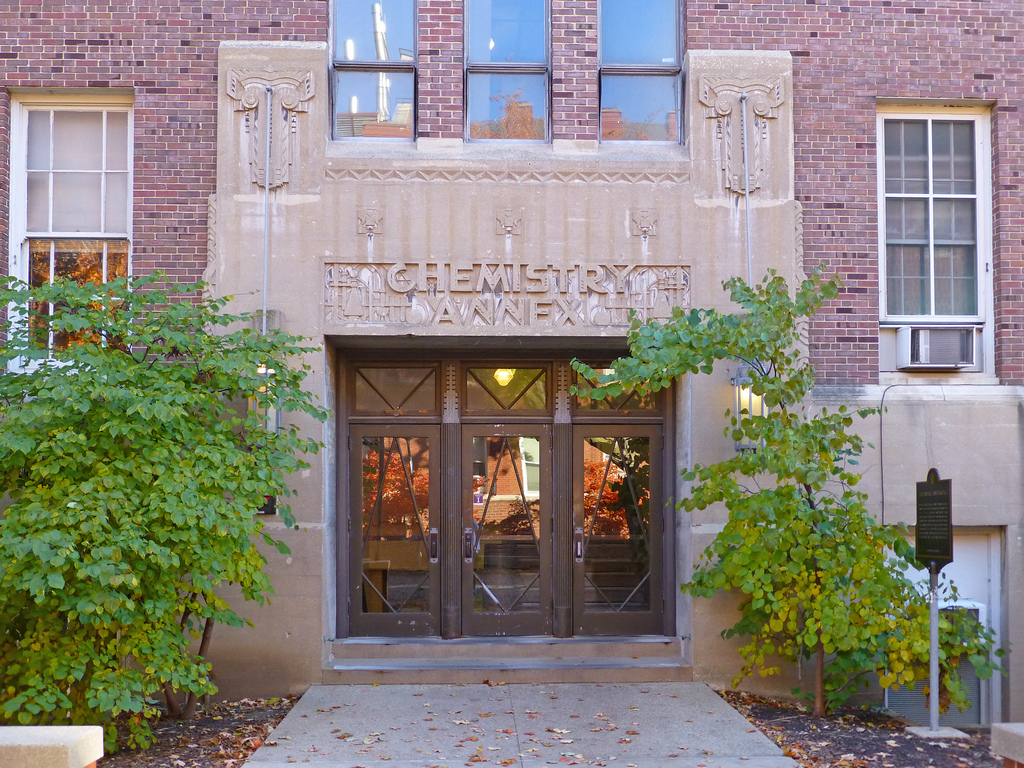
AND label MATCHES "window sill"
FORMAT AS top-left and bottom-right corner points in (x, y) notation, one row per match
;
(325, 136), (691, 164)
